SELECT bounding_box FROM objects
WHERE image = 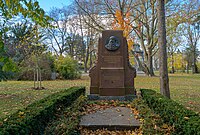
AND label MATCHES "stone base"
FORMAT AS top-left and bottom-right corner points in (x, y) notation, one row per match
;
(79, 107), (140, 130)
(87, 94), (136, 101)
